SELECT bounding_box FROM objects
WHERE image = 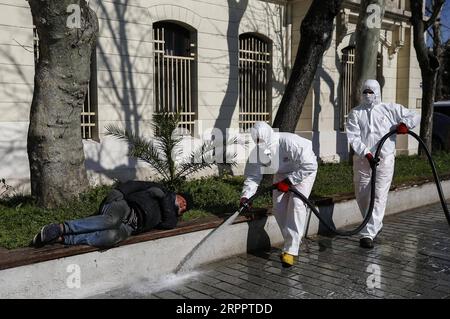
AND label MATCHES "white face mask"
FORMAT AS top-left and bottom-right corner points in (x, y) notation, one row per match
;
(362, 93), (376, 105)
(257, 142), (272, 166)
